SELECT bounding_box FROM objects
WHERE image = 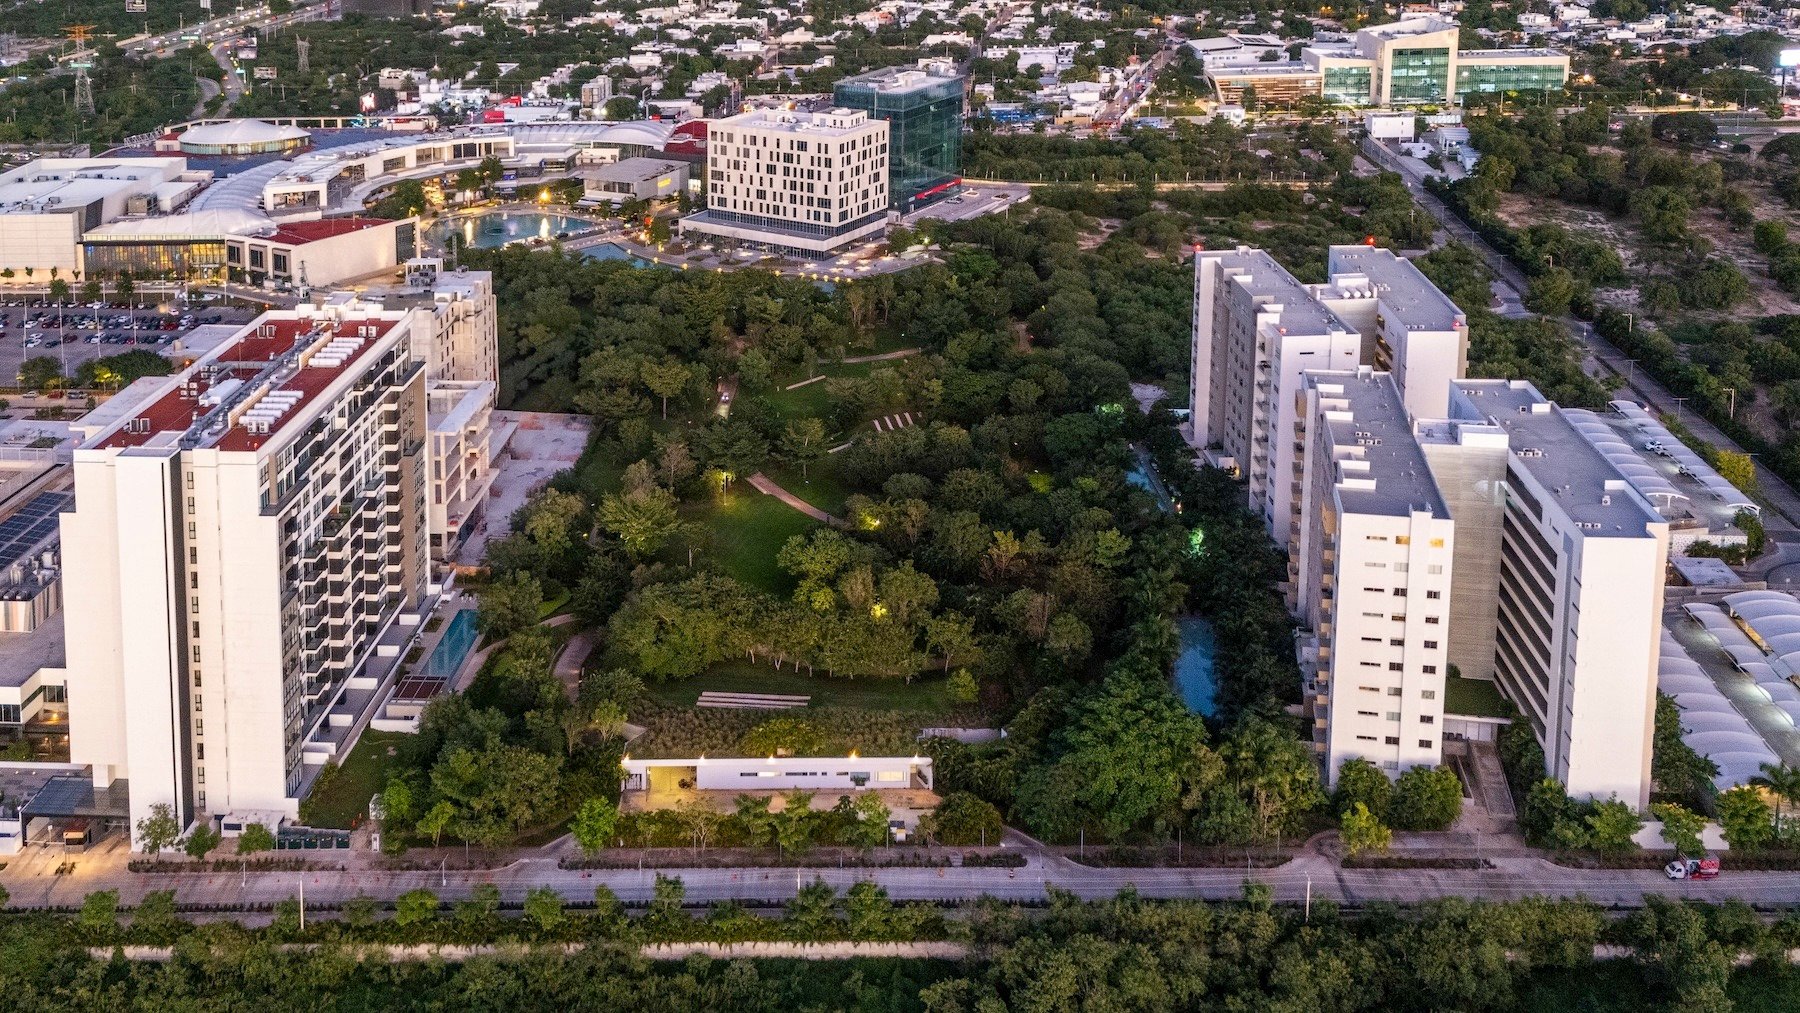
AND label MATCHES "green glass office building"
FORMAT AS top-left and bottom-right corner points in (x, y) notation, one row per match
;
(834, 66), (965, 211)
